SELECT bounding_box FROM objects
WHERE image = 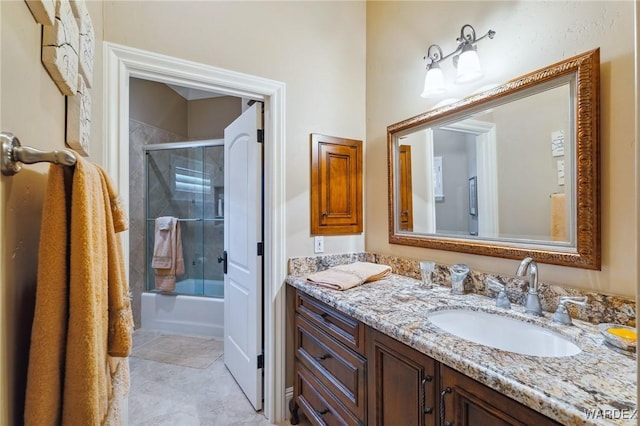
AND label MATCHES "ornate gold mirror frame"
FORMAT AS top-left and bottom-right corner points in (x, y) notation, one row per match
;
(387, 49), (600, 269)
